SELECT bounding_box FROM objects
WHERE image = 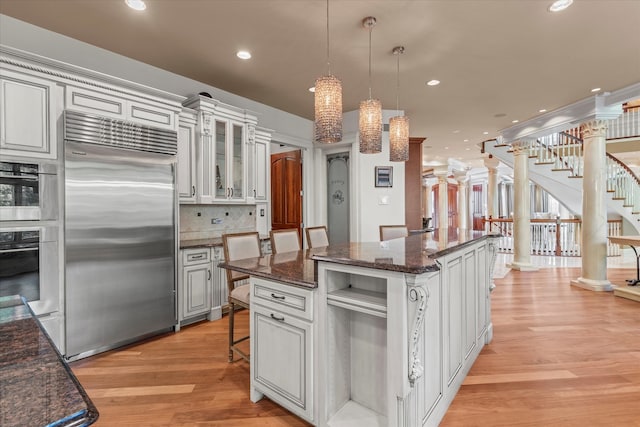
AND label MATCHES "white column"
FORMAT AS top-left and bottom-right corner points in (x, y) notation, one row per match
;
(455, 170), (469, 232)
(423, 178), (435, 228)
(434, 168), (448, 232)
(484, 156), (500, 220)
(571, 120), (613, 291)
(507, 140), (538, 271)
